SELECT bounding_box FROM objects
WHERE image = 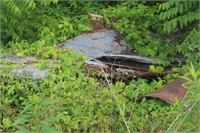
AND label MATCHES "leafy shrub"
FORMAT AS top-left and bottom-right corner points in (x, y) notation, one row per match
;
(159, 1), (200, 64)
(0, 0), (107, 47)
(0, 46), (197, 132)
